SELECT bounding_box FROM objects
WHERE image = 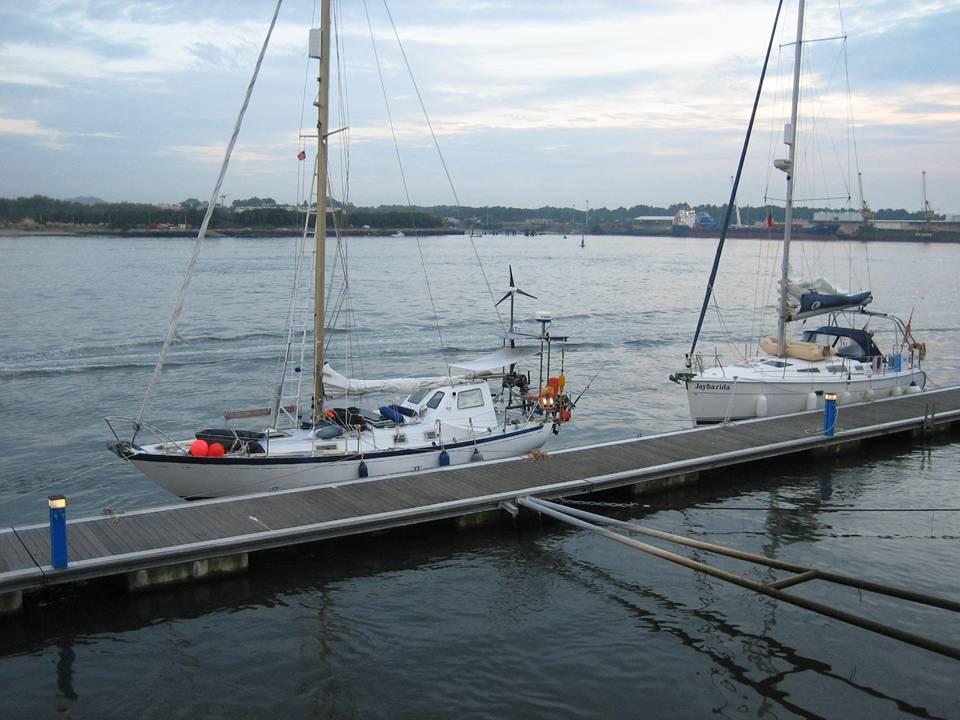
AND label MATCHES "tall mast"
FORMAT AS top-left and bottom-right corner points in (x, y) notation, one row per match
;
(776, 0), (805, 357)
(309, 0), (331, 416)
